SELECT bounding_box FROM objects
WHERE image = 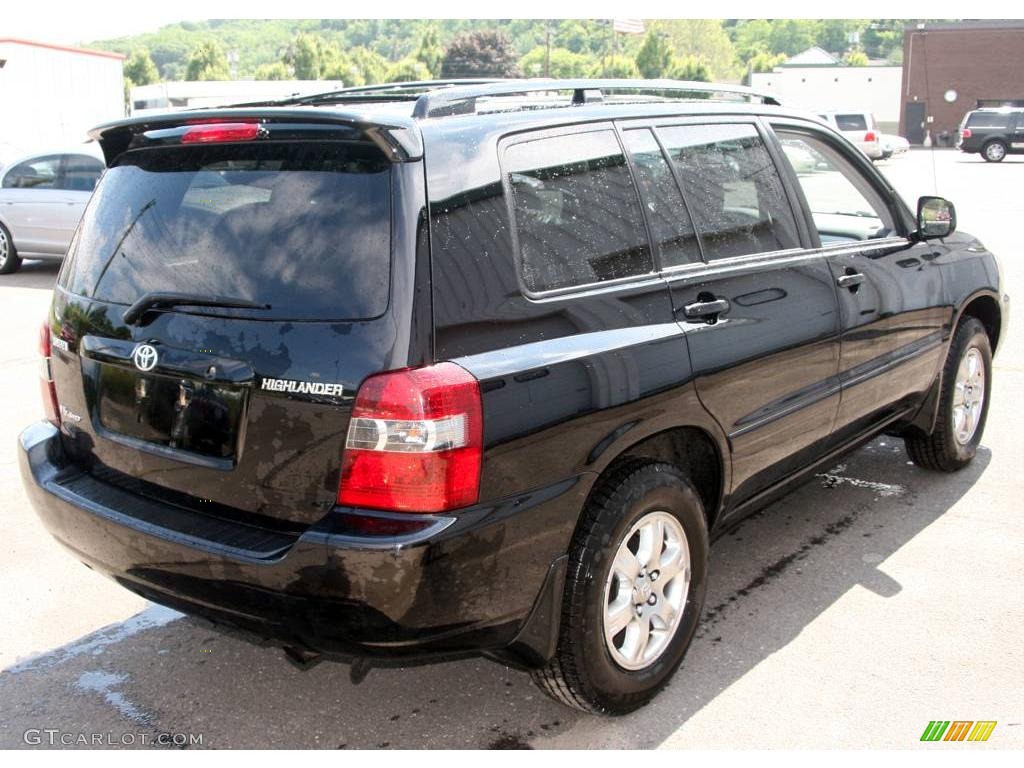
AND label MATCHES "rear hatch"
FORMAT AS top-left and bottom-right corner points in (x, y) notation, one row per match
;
(48, 113), (415, 530)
